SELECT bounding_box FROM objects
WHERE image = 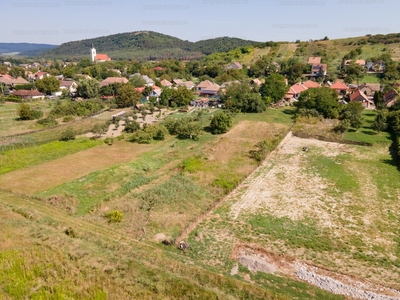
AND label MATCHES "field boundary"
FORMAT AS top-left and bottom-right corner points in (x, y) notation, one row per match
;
(292, 131), (373, 146)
